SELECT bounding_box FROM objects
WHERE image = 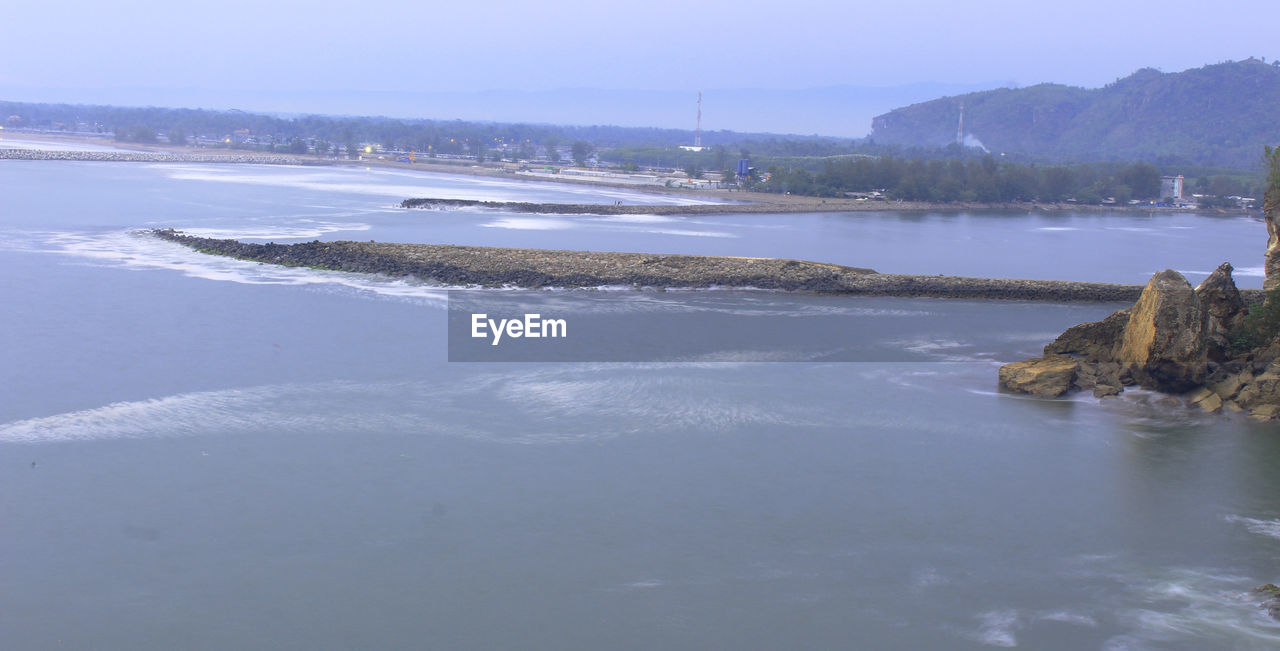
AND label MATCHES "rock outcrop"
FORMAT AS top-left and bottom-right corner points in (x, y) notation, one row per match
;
(997, 356), (1079, 397)
(1044, 308), (1131, 362)
(1197, 262), (1247, 360)
(999, 264), (1280, 420)
(1117, 270), (1208, 393)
